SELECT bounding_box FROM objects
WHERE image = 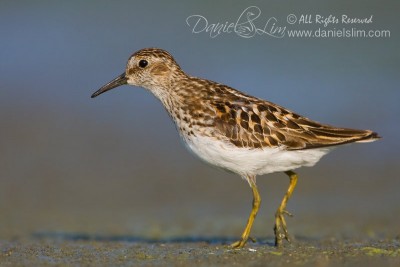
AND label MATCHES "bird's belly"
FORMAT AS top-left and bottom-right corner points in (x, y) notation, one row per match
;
(183, 134), (332, 177)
